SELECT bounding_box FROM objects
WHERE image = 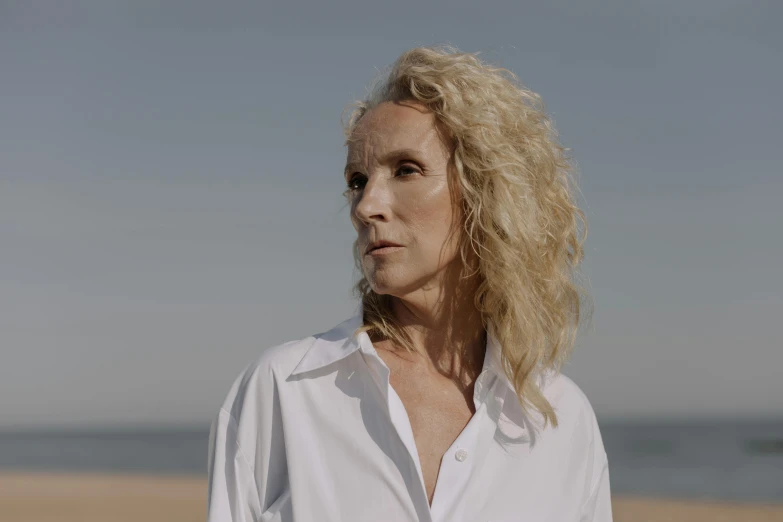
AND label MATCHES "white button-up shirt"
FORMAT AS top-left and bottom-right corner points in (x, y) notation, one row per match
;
(207, 314), (612, 522)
